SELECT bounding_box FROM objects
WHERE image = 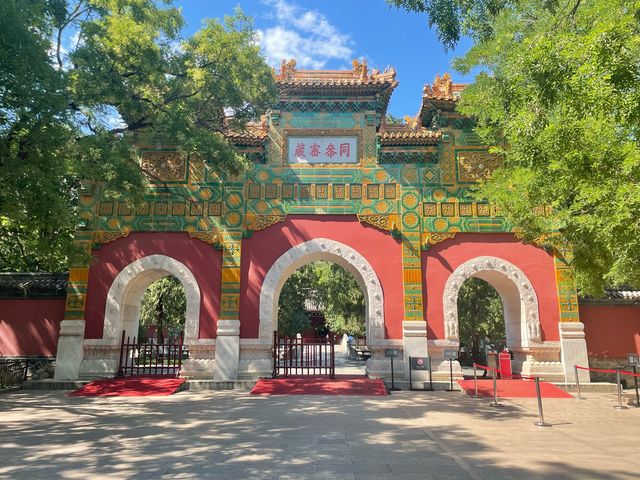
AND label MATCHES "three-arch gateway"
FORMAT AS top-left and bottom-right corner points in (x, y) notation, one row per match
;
(54, 62), (589, 384)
